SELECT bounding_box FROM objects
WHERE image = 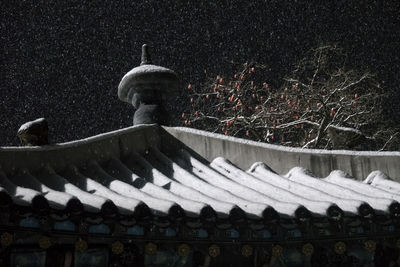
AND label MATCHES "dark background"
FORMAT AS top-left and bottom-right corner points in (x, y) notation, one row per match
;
(1, 0), (399, 145)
